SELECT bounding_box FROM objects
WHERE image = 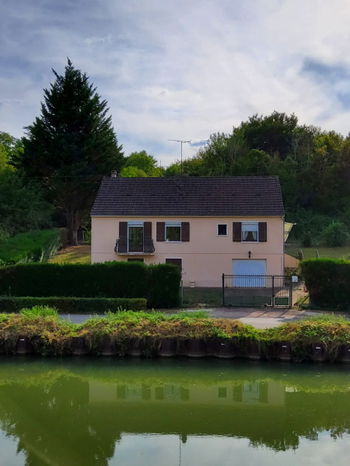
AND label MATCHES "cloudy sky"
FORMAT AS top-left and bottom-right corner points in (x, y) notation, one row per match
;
(1, 0), (350, 165)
